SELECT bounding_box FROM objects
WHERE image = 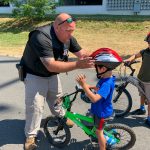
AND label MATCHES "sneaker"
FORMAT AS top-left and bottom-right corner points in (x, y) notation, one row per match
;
(131, 109), (146, 115)
(105, 135), (117, 146)
(145, 119), (150, 127)
(66, 119), (74, 128)
(24, 137), (37, 150)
